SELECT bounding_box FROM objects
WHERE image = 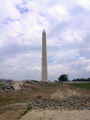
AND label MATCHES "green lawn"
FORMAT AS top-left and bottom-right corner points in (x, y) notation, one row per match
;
(0, 83), (4, 87)
(70, 83), (90, 90)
